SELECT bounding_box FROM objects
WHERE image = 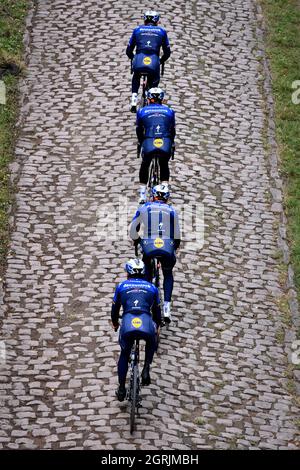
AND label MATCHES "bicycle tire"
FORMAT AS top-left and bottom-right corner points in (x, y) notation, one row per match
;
(130, 363), (139, 434)
(142, 75), (148, 107)
(153, 156), (160, 187)
(147, 155), (160, 199)
(152, 257), (162, 352)
(156, 326), (161, 352)
(147, 159), (154, 197)
(155, 260), (160, 289)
